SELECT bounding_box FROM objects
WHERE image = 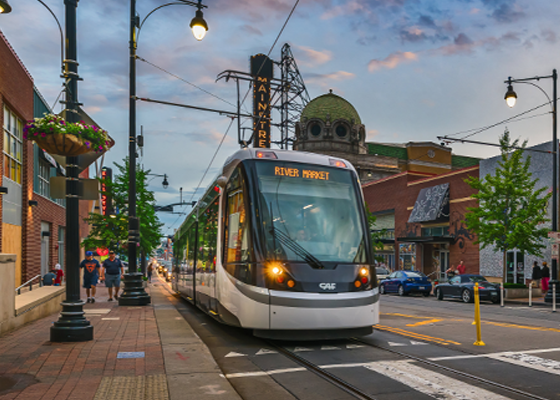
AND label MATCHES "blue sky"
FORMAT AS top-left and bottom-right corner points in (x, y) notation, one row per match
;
(1, 0), (559, 234)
